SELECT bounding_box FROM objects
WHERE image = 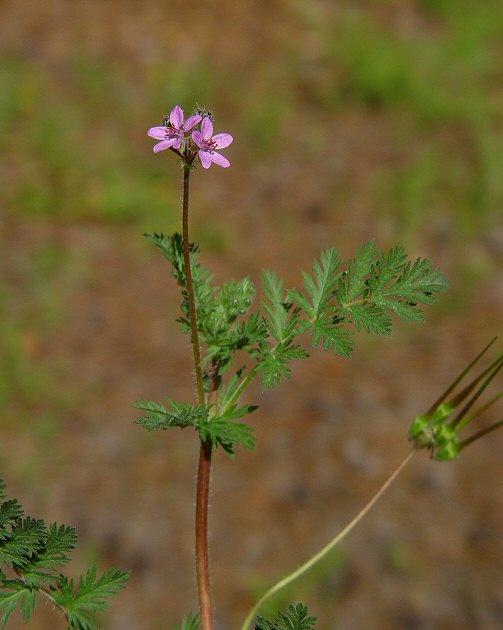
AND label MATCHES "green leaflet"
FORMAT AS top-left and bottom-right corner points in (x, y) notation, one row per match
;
(0, 587), (35, 626)
(255, 603), (317, 630)
(0, 518), (46, 570)
(134, 399), (209, 431)
(311, 314), (354, 357)
(338, 242), (378, 305)
(53, 567), (130, 630)
(22, 523), (78, 586)
(134, 394), (257, 458)
(257, 345), (308, 390)
(197, 416), (256, 458)
(338, 244), (448, 333)
(0, 479), (128, 628)
(176, 612), (200, 629)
